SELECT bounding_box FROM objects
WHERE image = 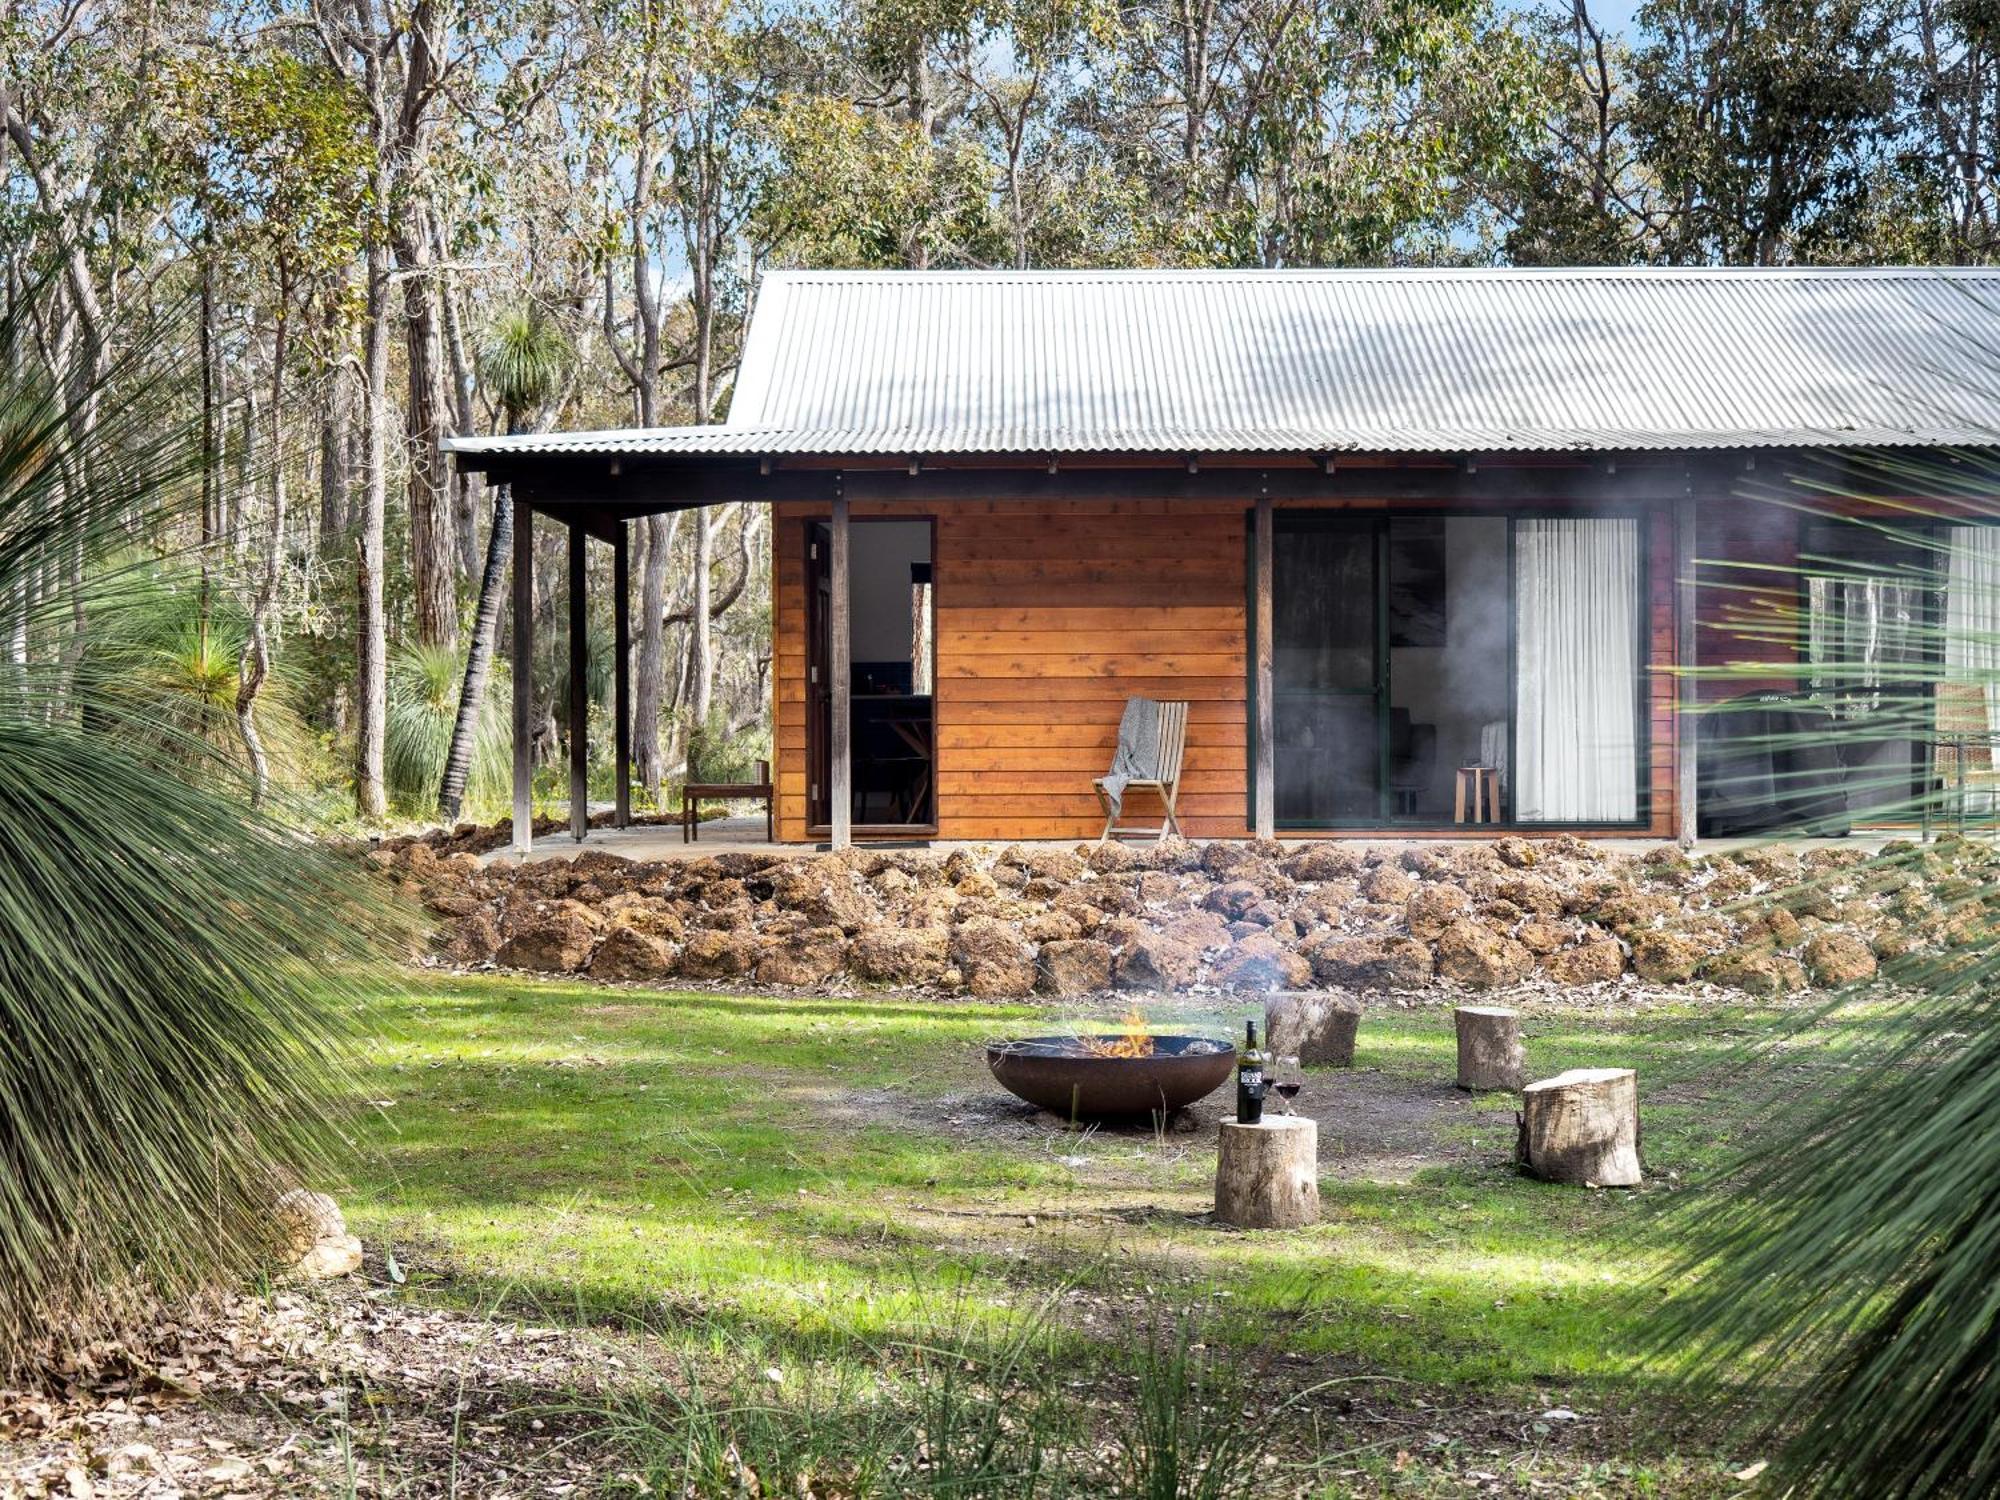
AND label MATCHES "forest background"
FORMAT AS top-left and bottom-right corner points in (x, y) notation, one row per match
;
(6, 0), (1988, 822)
